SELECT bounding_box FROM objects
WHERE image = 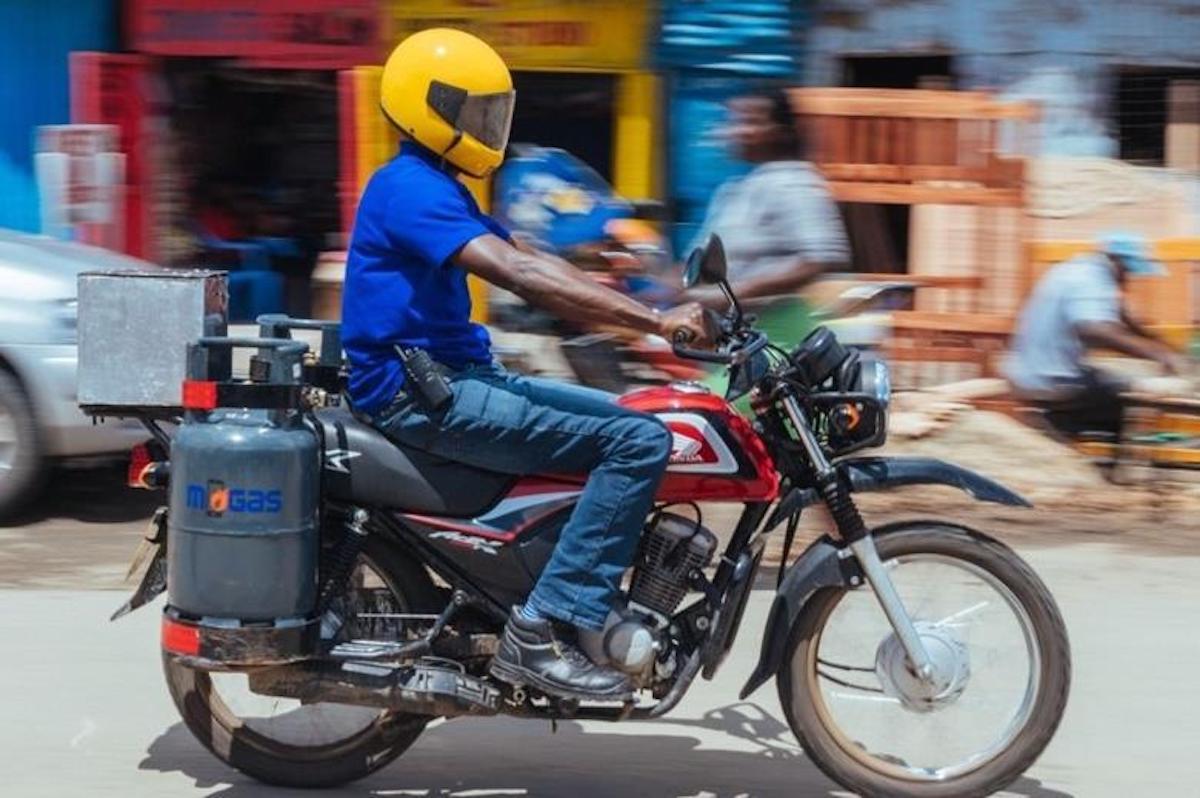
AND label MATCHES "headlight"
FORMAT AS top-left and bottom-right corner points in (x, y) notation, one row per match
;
(852, 354), (890, 407)
(871, 359), (891, 407)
